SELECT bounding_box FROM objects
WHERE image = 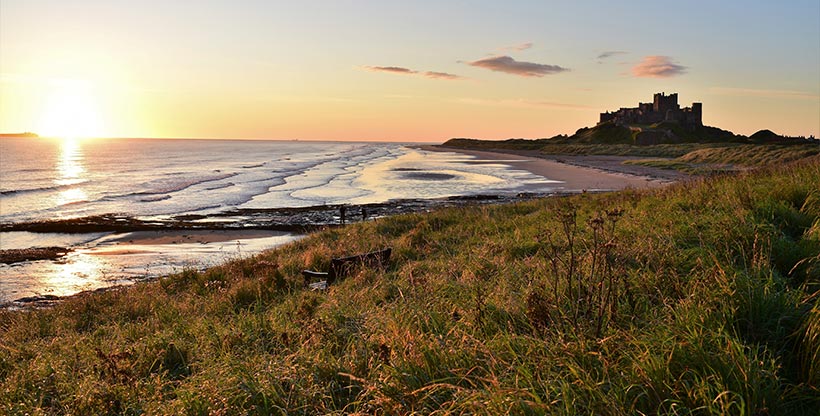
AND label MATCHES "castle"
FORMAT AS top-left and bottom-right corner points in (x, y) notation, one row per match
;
(598, 92), (702, 128)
